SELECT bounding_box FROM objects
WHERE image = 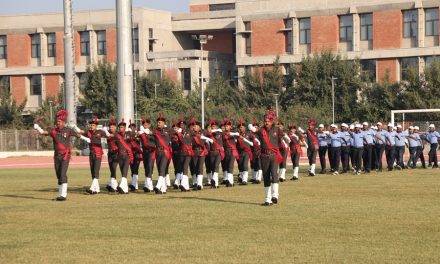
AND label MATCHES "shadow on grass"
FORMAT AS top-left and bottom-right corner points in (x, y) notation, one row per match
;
(0, 194), (53, 201)
(164, 195), (261, 206)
